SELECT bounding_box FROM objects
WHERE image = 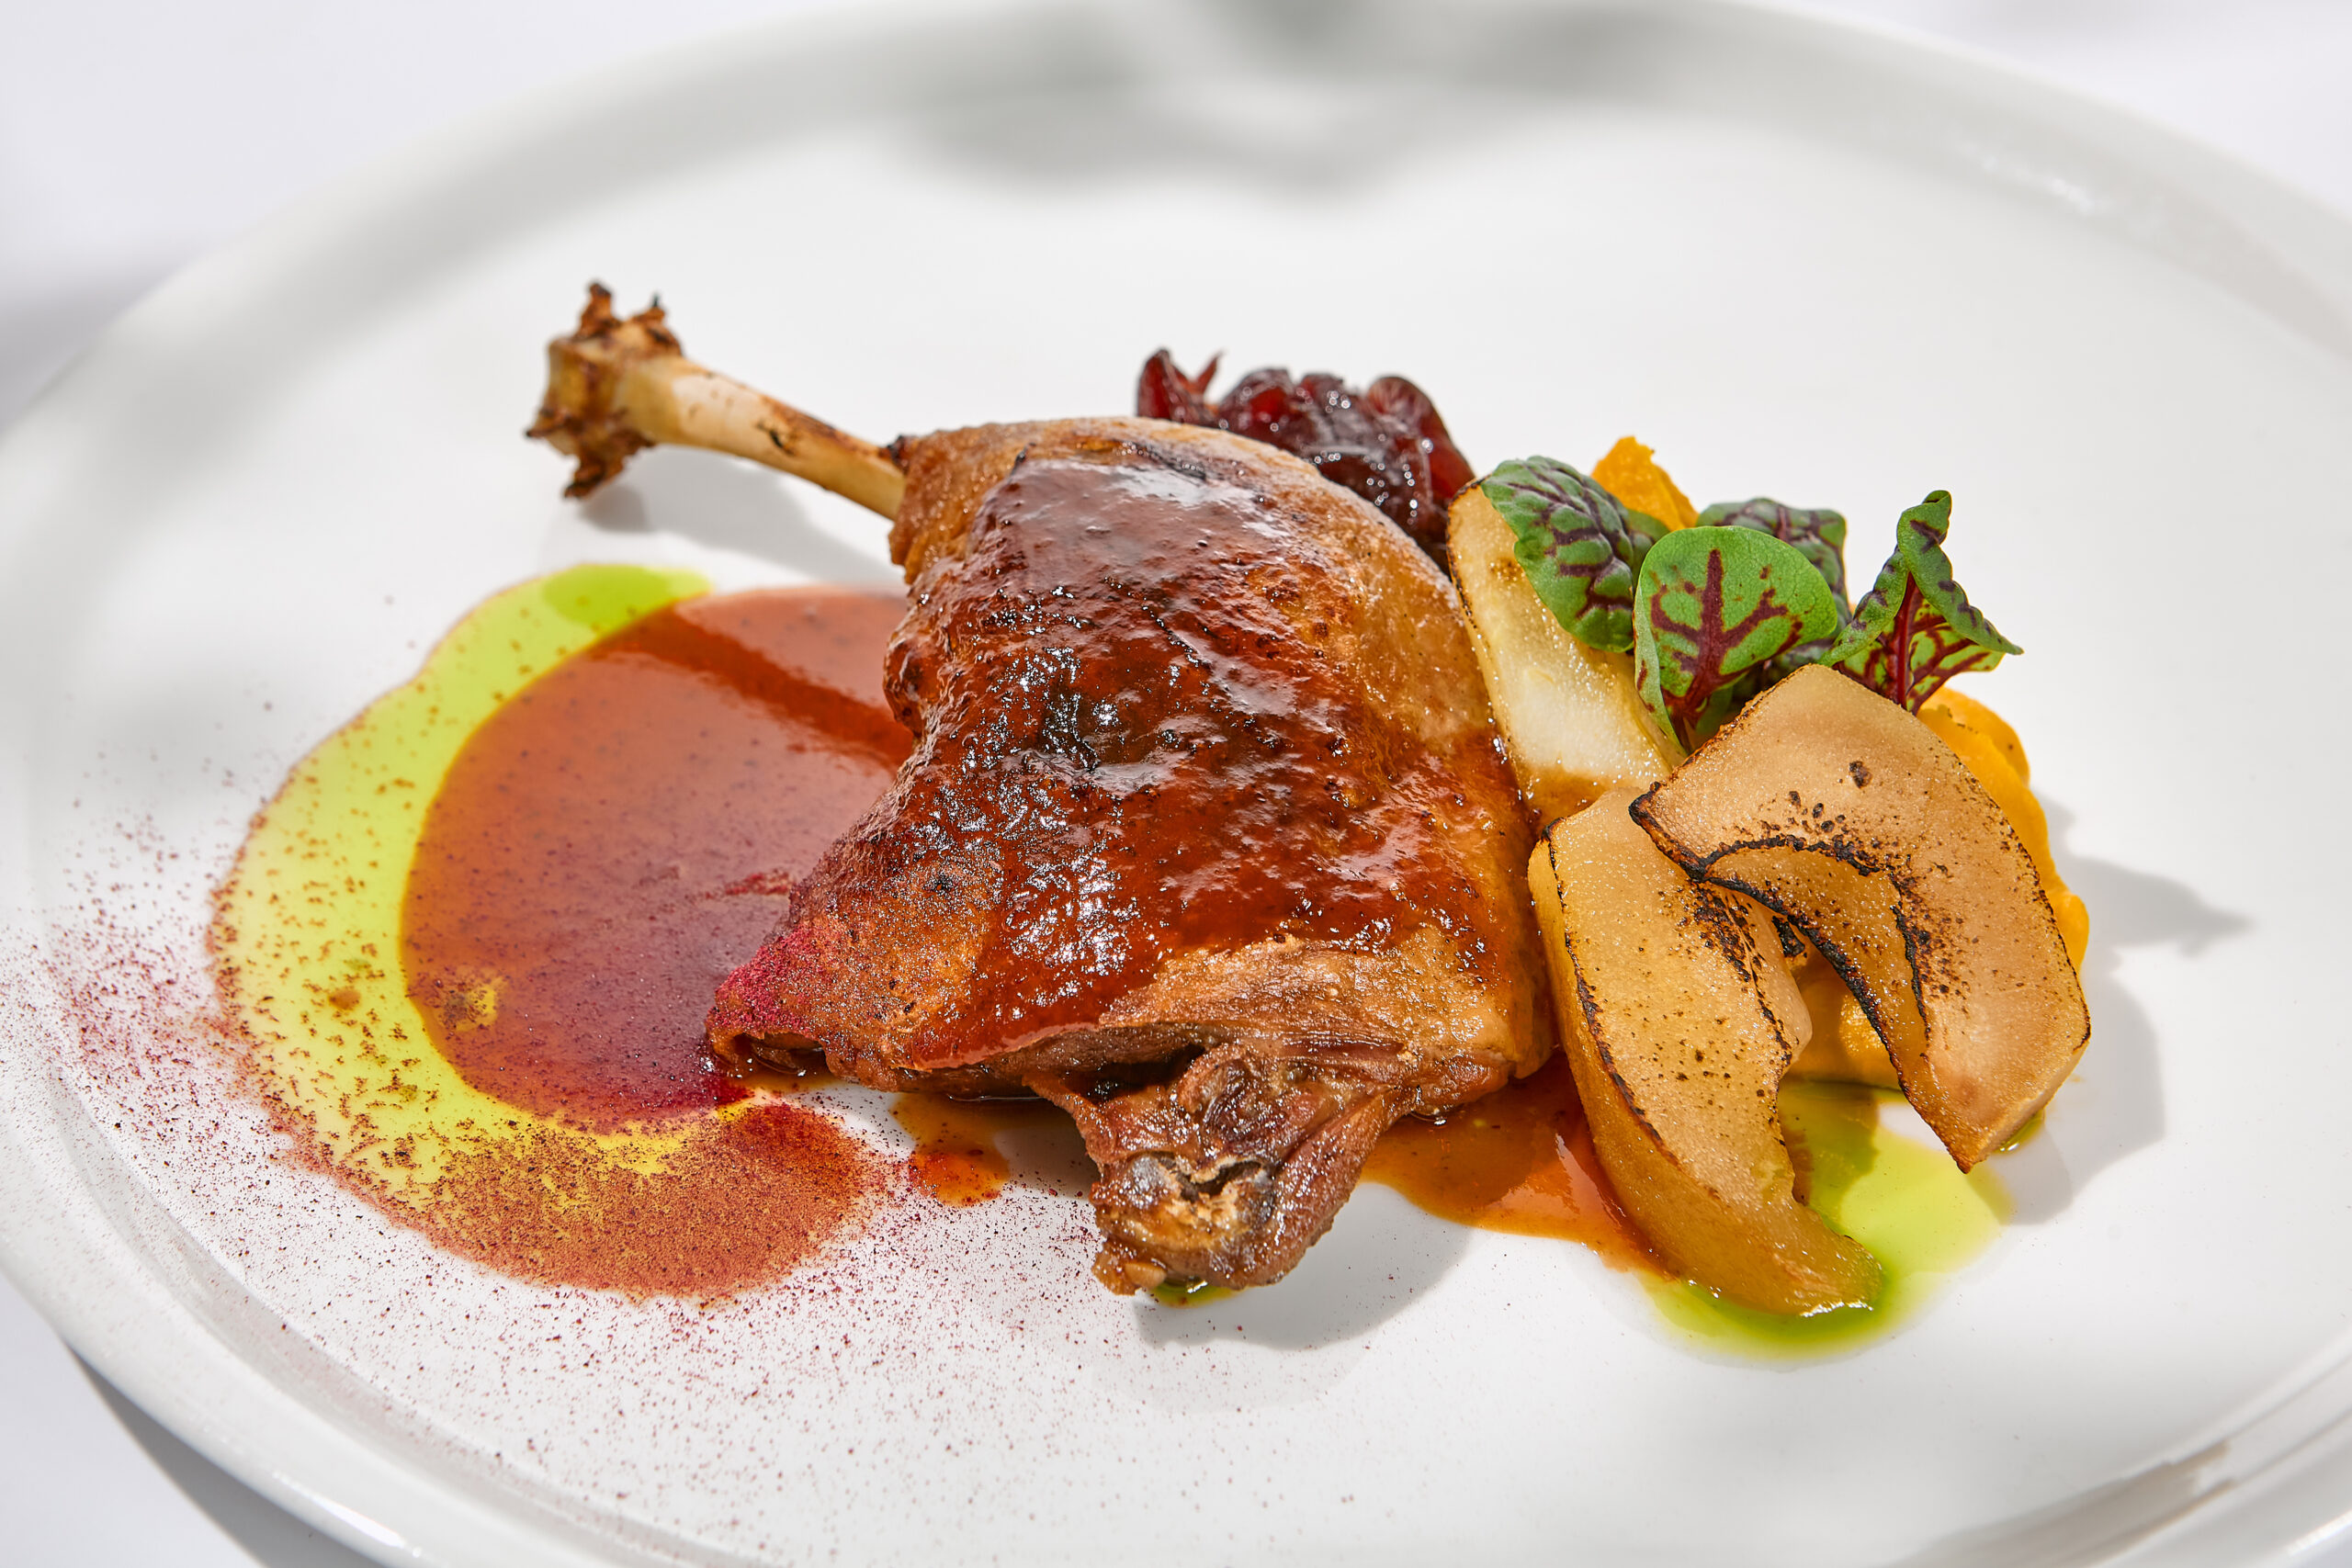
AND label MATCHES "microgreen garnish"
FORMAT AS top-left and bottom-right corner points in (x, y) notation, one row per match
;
(1826, 491), (2020, 712)
(1697, 499), (1852, 609)
(1481, 457), (1666, 652)
(1487, 448), (2020, 740)
(1634, 527), (1845, 752)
